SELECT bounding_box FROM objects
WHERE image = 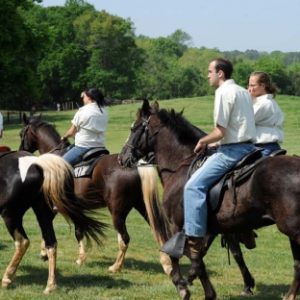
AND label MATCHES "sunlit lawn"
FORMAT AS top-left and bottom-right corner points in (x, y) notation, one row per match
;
(0, 95), (300, 299)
